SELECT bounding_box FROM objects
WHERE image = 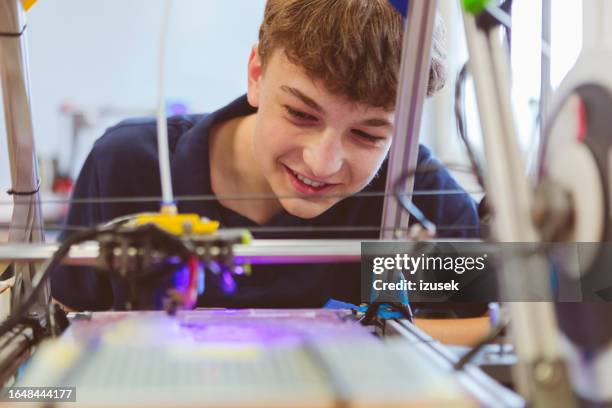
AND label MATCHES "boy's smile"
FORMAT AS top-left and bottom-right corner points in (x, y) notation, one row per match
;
(283, 164), (339, 195)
